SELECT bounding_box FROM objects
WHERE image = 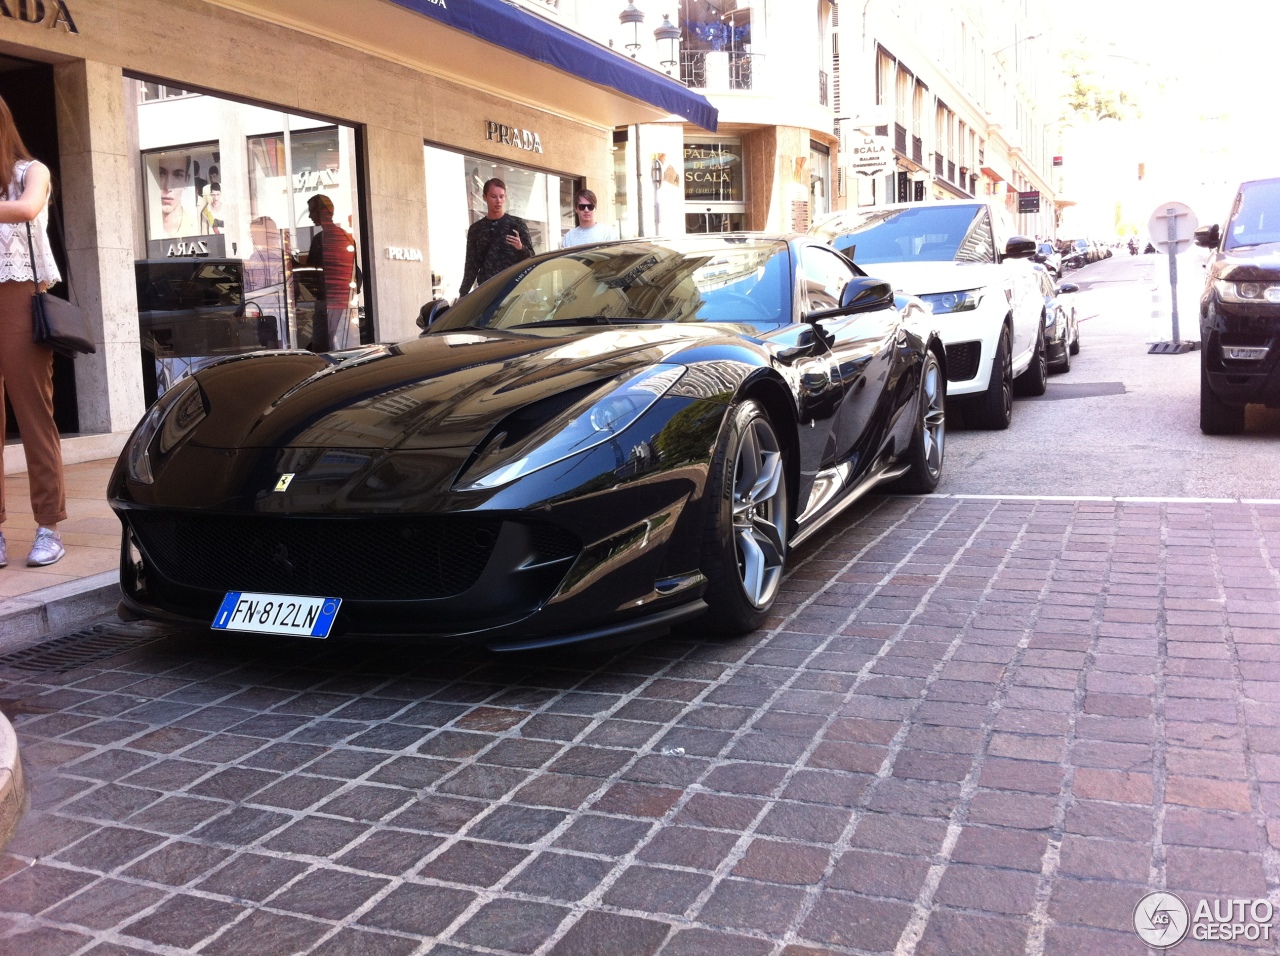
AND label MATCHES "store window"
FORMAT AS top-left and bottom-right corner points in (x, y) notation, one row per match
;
(130, 79), (368, 401)
(683, 138), (746, 234)
(424, 144), (576, 300)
